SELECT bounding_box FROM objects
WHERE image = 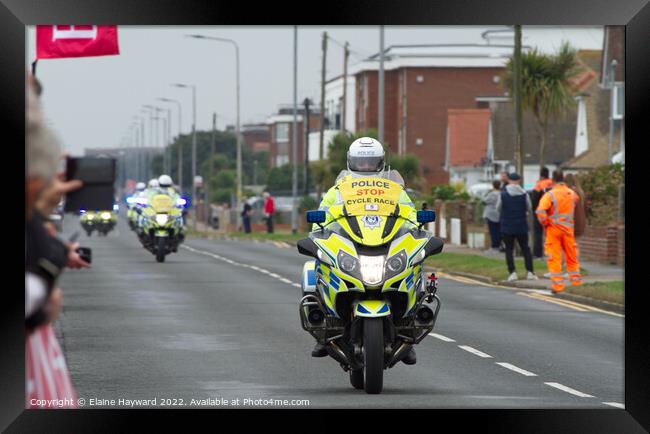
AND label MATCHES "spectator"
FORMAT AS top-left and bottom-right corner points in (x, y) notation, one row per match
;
(530, 167), (554, 258)
(483, 180), (502, 254)
(499, 171), (509, 191)
(263, 192), (275, 234)
(241, 201), (252, 233)
(496, 172), (537, 282)
(421, 202), (428, 211)
(25, 74), (86, 408)
(535, 170), (582, 293)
